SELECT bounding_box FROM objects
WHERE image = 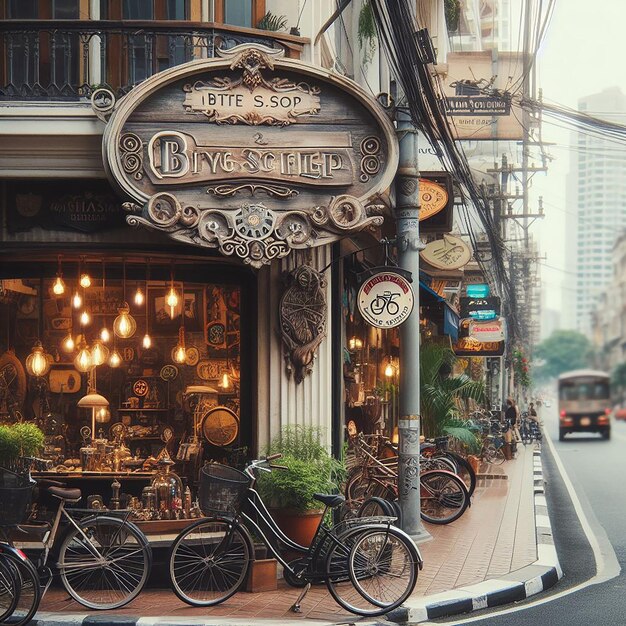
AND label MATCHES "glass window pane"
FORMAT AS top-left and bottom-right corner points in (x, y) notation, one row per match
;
(123, 0), (154, 19)
(167, 0), (187, 20)
(8, 0), (38, 18)
(53, 0), (80, 19)
(224, 0), (252, 27)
